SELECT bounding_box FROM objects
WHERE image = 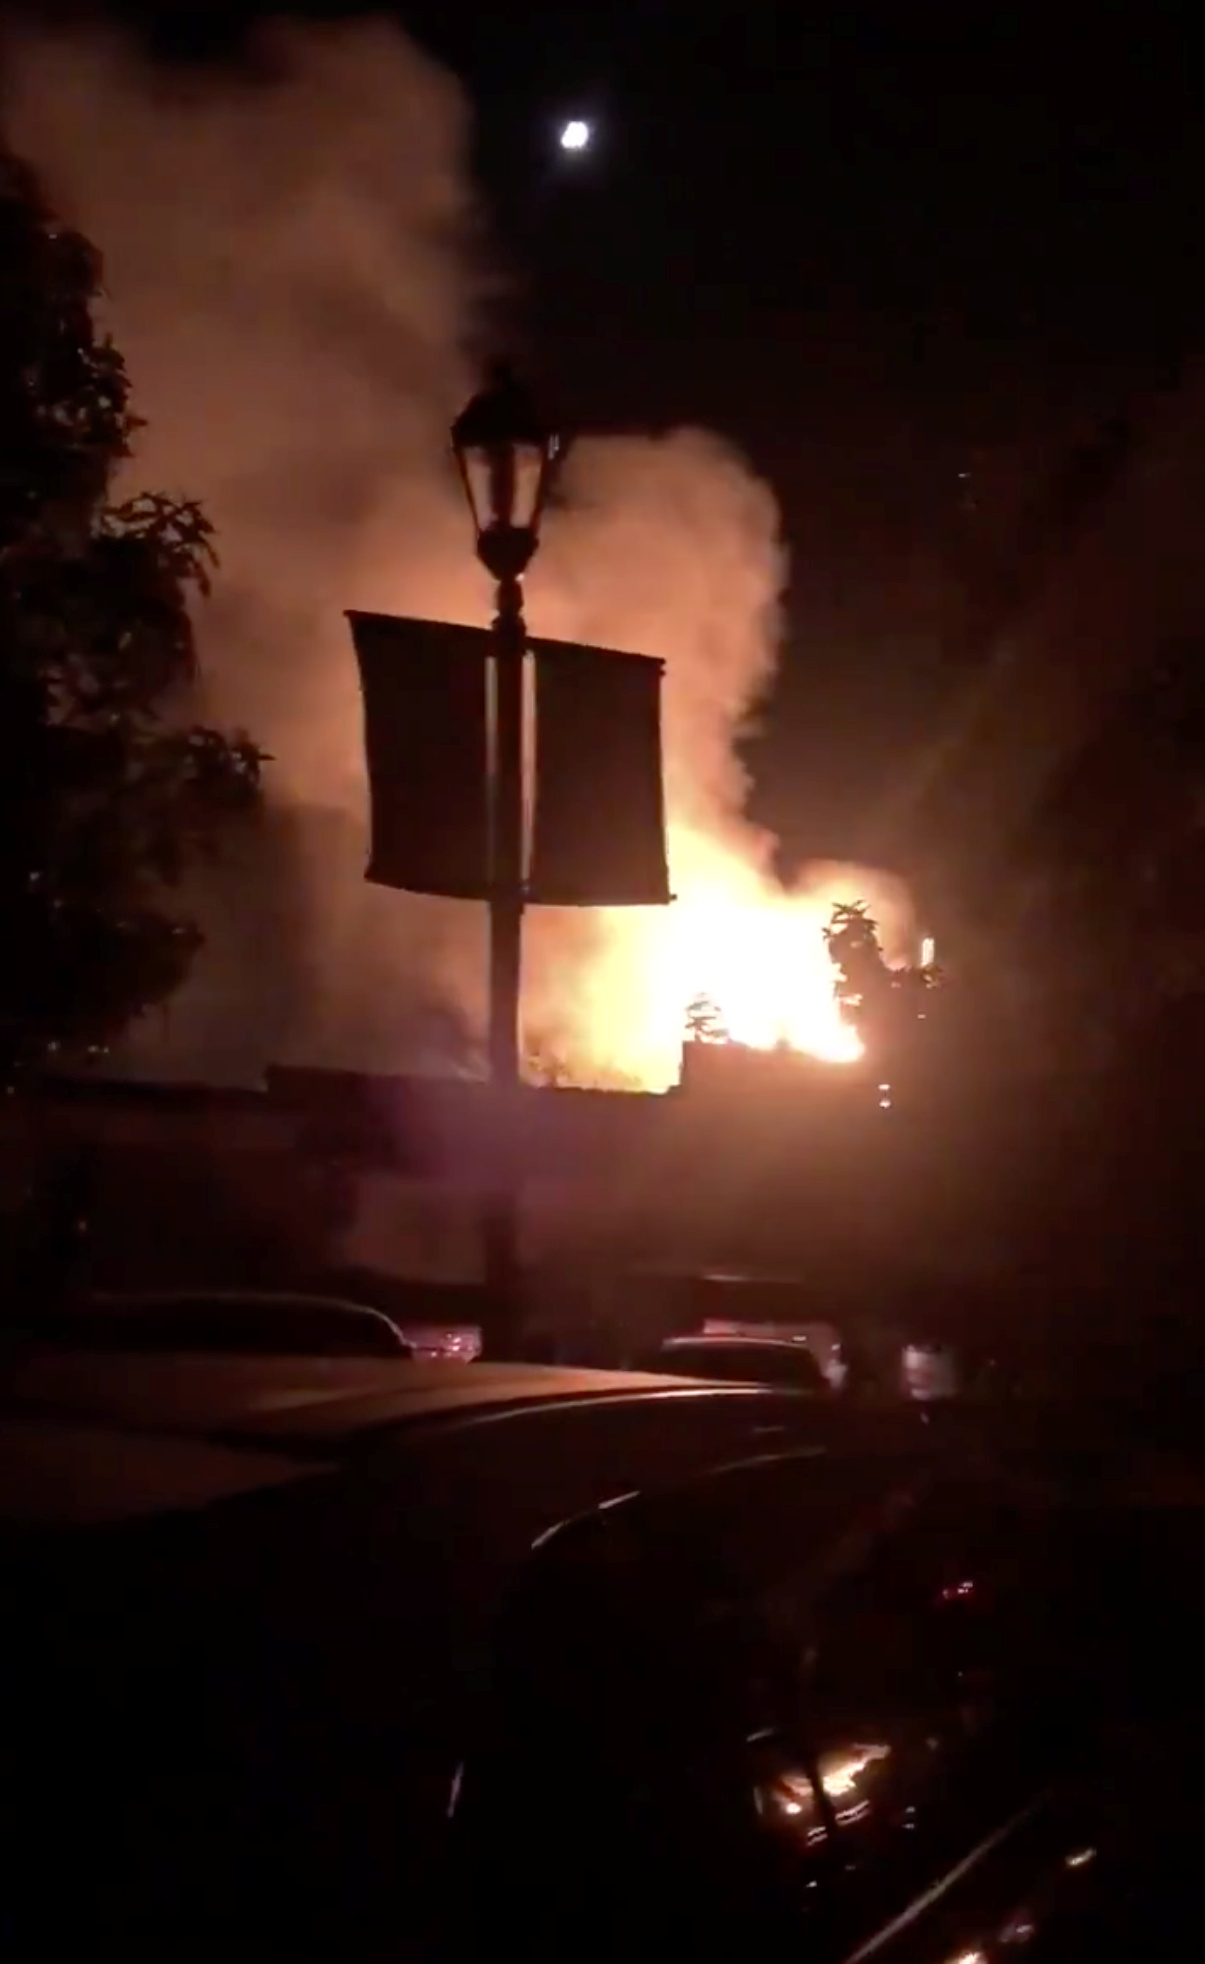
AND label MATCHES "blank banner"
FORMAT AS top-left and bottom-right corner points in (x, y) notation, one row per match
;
(348, 611), (490, 900)
(529, 636), (670, 907)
